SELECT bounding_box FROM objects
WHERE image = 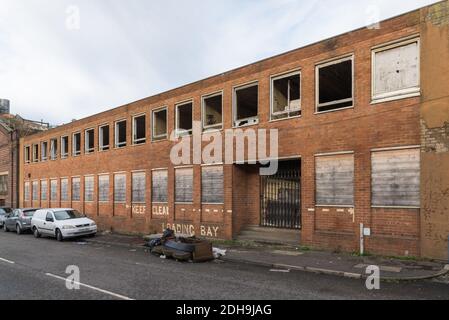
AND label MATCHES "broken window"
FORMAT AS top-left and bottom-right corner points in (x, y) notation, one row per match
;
(133, 115), (146, 145)
(85, 129), (95, 154)
(233, 83), (259, 127)
(152, 170), (168, 203)
(32, 181), (38, 201)
(99, 125), (110, 151)
(61, 178), (69, 201)
(115, 120), (127, 148)
(317, 56), (354, 113)
(114, 174), (126, 203)
(372, 38), (420, 102)
(202, 166), (224, 204)
(72, 177), (80, 201)
(73, 132), (81, 156)
(175, 168), (193, 203)
(316, 153), (354, 206)
(132, 172), (146, 203)
(32, 144), (39, 162)
(372, 148), (420, 207)
(271, 72), (301, 120)
(61, 136), (69, 159)
(50, 180), (57, 201)
(176, 102), (193, 136)
(152, 108), (168, 141)
(41, 142), (48, 161)
(41, 180), (47, 201)
(202, 93), (223, 131)
(24, 182), (30, 201)
(84, 176), (94, 202)
(25, 146), (31, 163)
(50, 139), (58, 160)
(98, 175), (109, 202)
